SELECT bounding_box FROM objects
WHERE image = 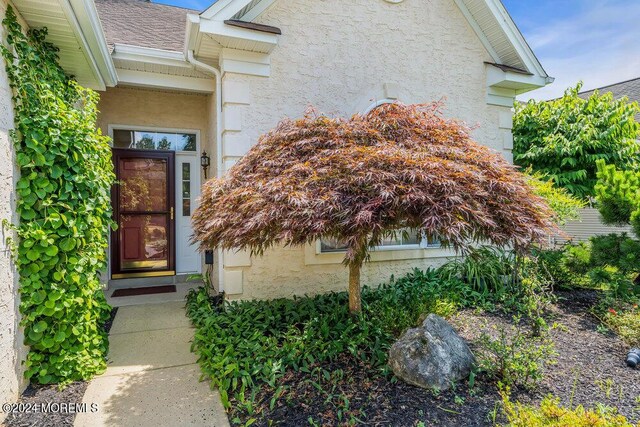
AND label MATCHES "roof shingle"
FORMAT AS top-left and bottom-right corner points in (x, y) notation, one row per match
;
(95, 0), (197, 53)
(579, 77), (640, 121)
